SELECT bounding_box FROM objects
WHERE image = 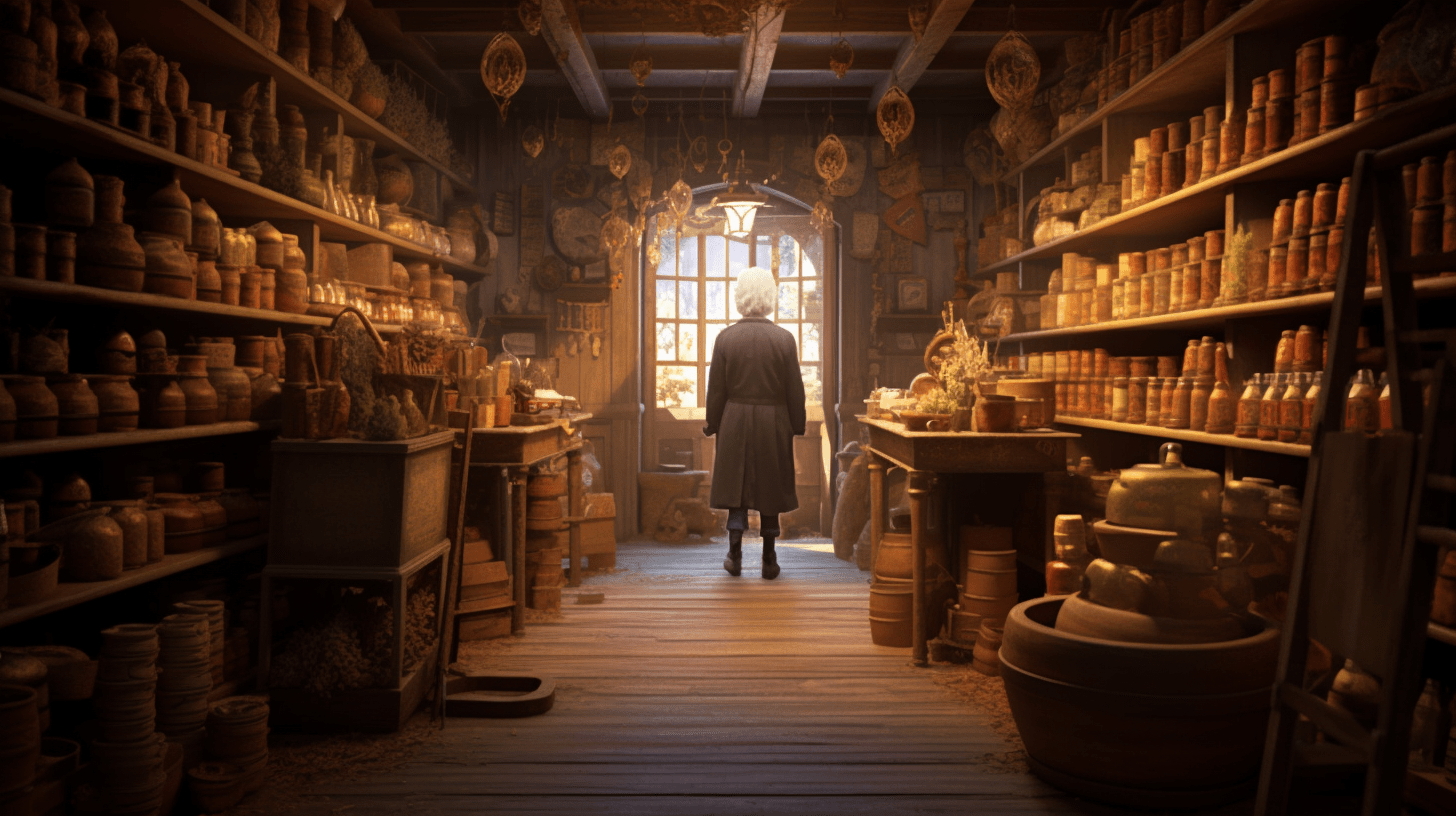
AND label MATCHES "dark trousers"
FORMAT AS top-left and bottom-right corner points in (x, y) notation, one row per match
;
(726, 508), (779, 537)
